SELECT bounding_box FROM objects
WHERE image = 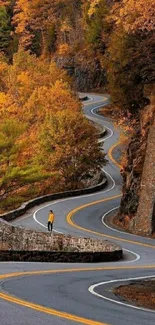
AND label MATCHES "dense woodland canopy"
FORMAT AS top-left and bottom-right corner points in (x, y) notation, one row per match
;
(1, 0), (154, 109)
(0, 0), (154, 211)
(0, 50), (105, 210)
